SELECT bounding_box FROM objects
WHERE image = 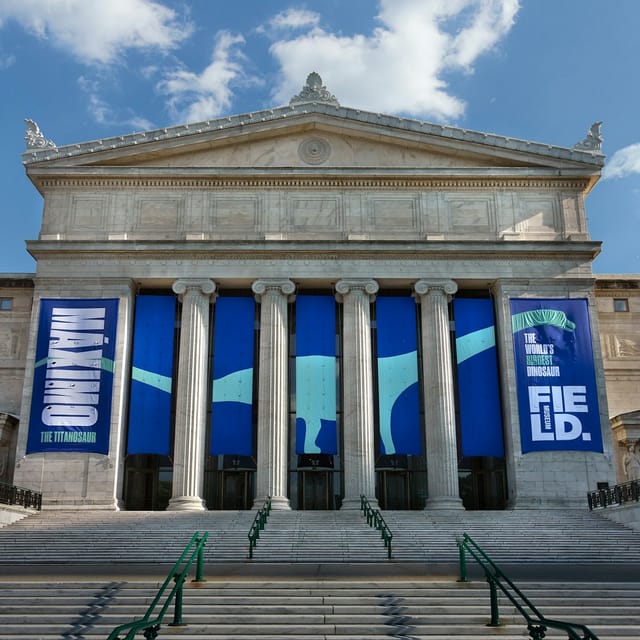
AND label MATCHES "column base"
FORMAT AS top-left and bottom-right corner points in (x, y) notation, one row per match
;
(341, 496), (378, 510)
(166, 496), (207, 511)
(425, 496), (465, 510)
(253, 495), (291, 510)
